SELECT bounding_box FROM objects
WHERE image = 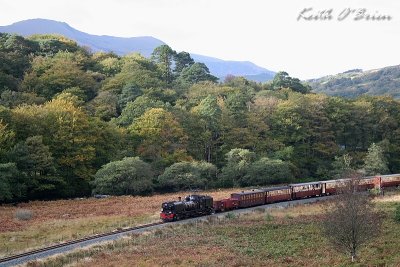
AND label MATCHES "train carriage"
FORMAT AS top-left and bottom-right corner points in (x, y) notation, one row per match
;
(290, 181), (323, 199)
(231, 189), (266, 208)
(263, 186), (292, 203)
(380, 174), (400, 188)
(213, 198), (239, 212)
